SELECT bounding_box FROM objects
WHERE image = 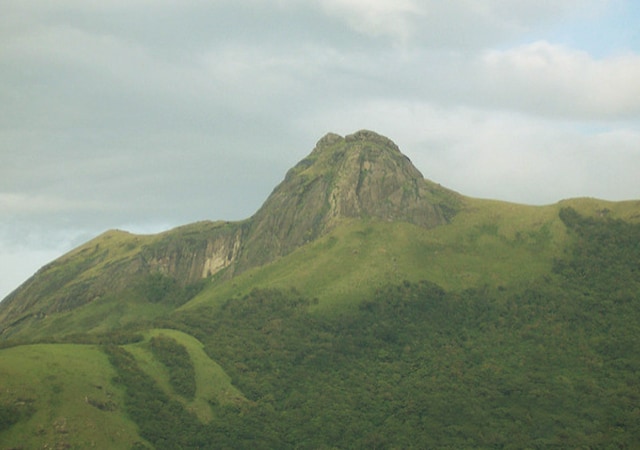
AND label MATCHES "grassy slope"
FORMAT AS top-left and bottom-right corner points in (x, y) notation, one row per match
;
(124, 329), (246, 422)
(0, 229), (155, 341)
(0, 221), (228, 341)
(22, 292), (175, 342)
(183, 198), (560, 312)
(184, 196), (640, 314)
(0, 344), (142, 449)
(0, 330), (243, 448)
